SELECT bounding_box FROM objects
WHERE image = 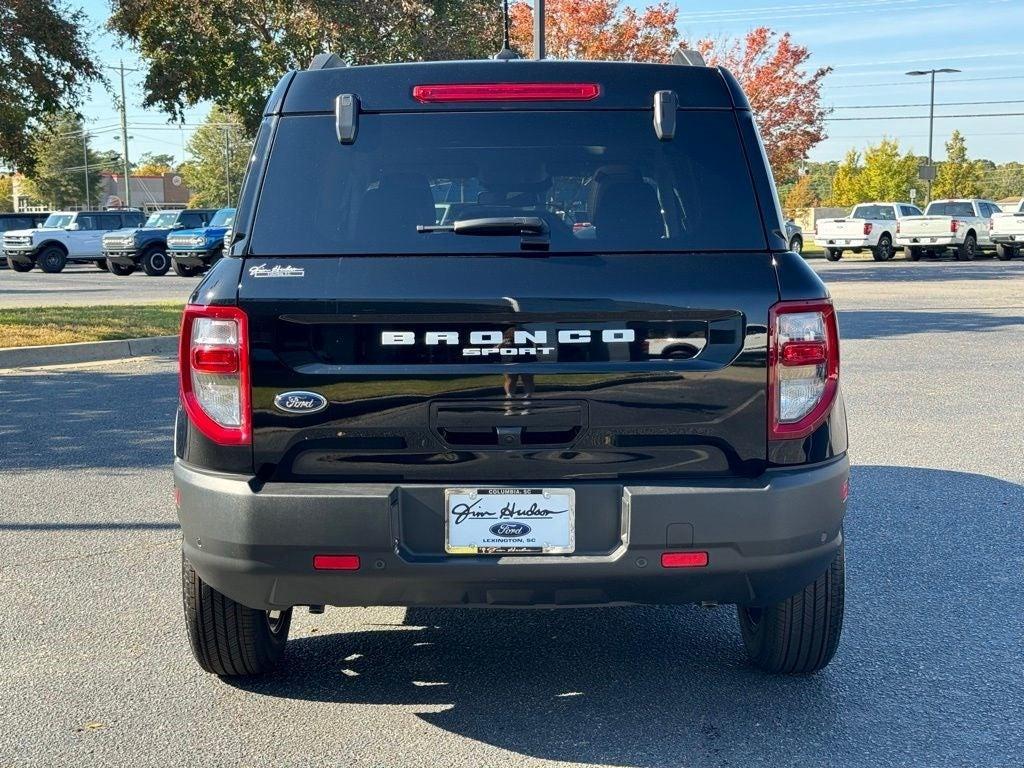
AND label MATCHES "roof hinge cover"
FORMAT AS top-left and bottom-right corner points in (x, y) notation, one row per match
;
(672, 50), (707, 67)
(653, 90), (678, 141)
(309, 53), (346, 70)
(335, 93), (359, 144)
